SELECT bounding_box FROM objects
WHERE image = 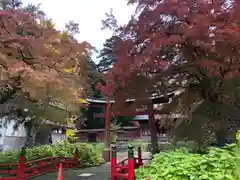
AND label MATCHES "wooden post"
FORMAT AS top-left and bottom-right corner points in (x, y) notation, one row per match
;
(128, 146), (135, 180)
(103, 97), (111, 162)
(137, 147), (143, 167)
(111, 146), (117, 180)
(17, 147), (25, 180)
(147, 102), (158, 154)
(75, 148), (79, 168)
